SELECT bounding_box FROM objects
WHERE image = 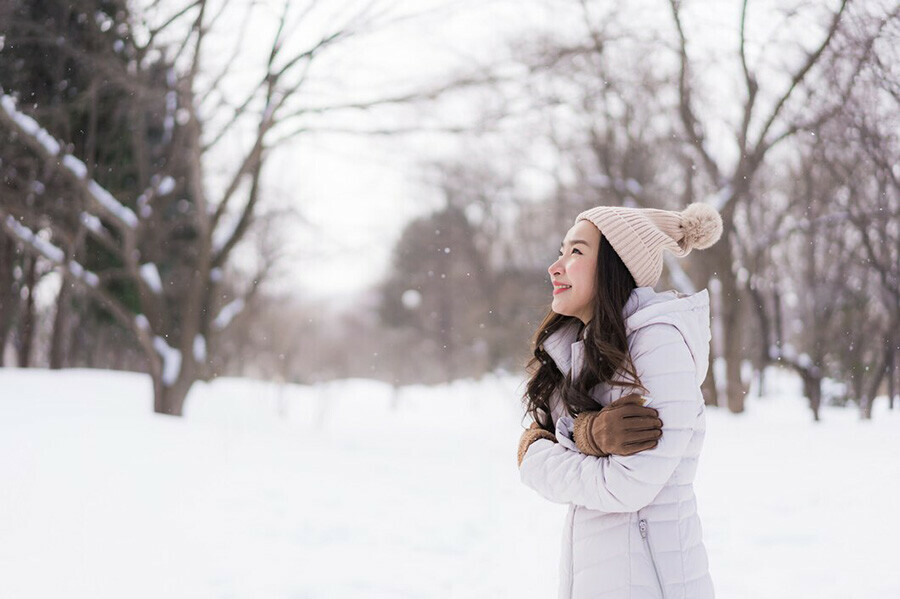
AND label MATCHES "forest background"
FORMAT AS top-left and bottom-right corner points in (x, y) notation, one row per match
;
(0, 0), (897, 420)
